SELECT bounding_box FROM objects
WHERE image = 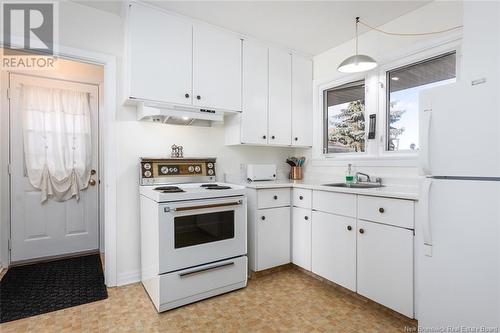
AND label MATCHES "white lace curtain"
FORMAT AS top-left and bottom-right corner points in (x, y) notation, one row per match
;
(21, 84), (92, 203)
